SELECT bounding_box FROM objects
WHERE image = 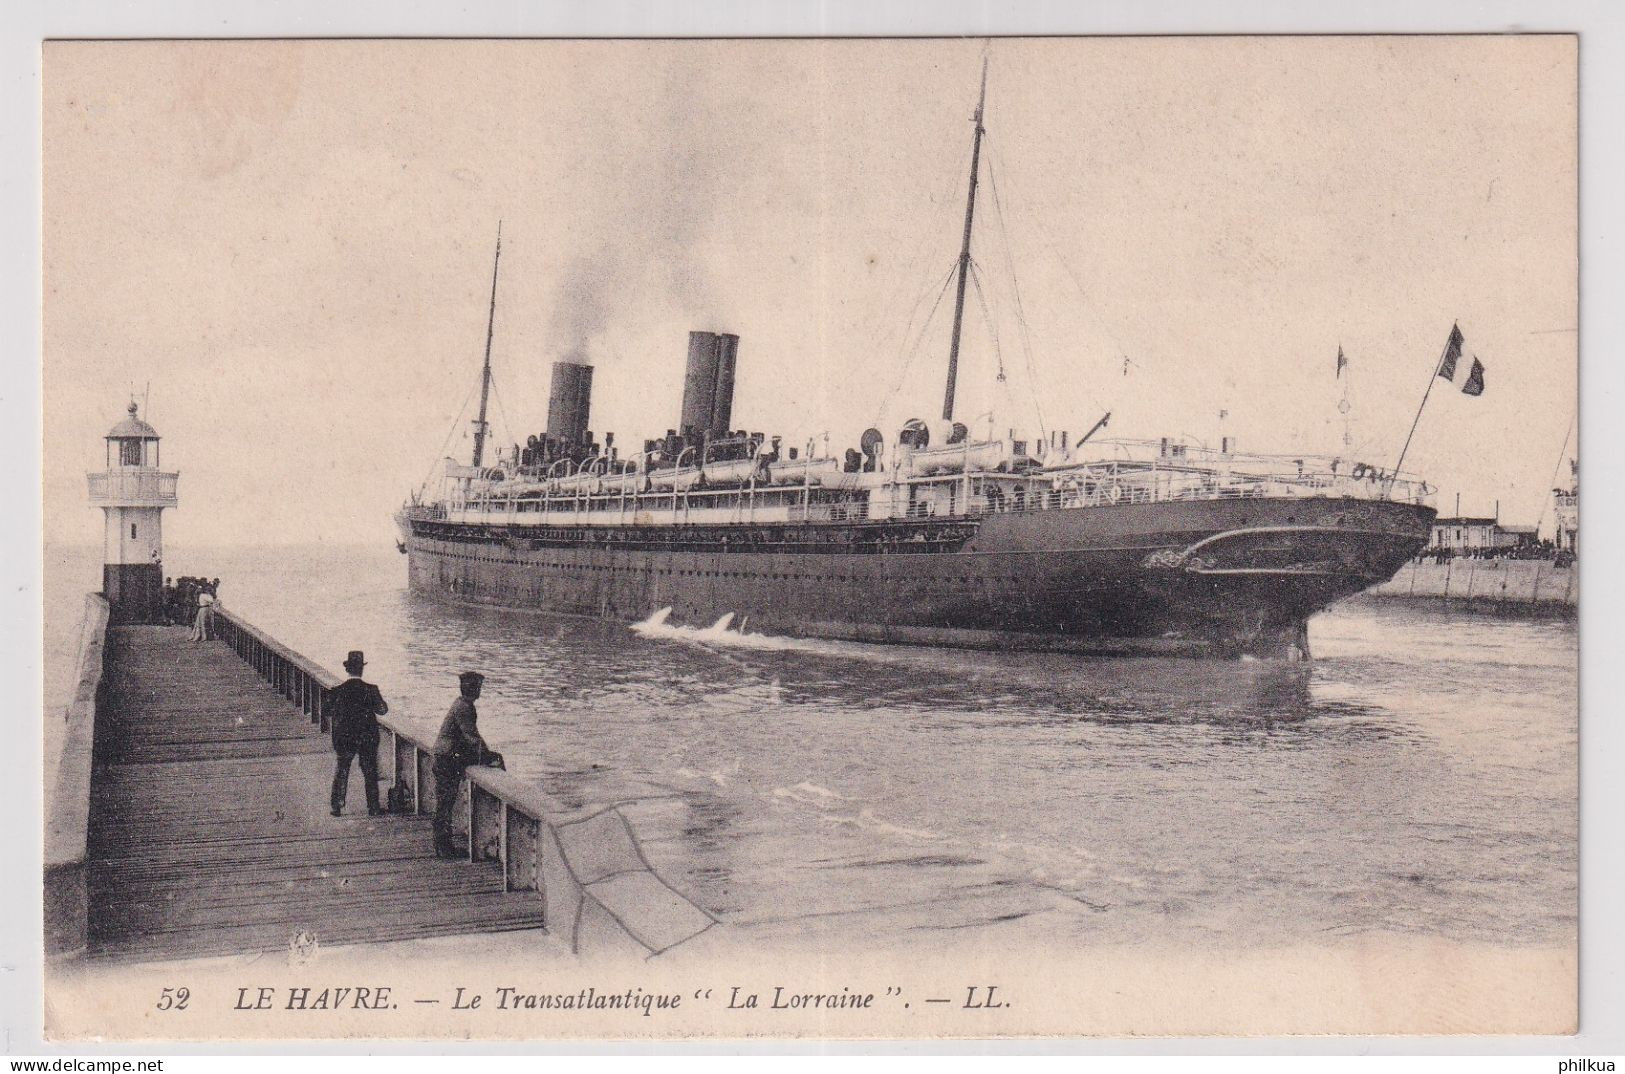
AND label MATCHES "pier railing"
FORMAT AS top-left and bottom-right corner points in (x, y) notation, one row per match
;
(212, 608), (339, 728)
(44, 594), (111, 956)
(210, 606), (716, 958)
